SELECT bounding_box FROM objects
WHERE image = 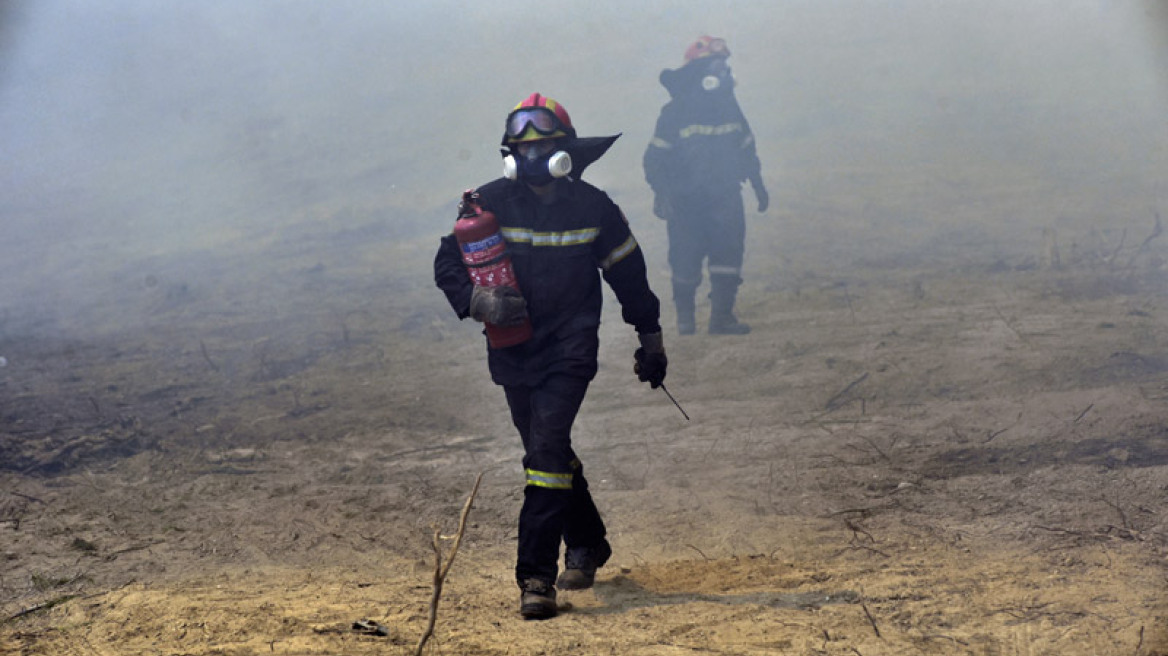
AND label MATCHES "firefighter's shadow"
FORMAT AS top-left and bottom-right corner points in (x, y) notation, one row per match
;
(574, 574), (858, 616)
